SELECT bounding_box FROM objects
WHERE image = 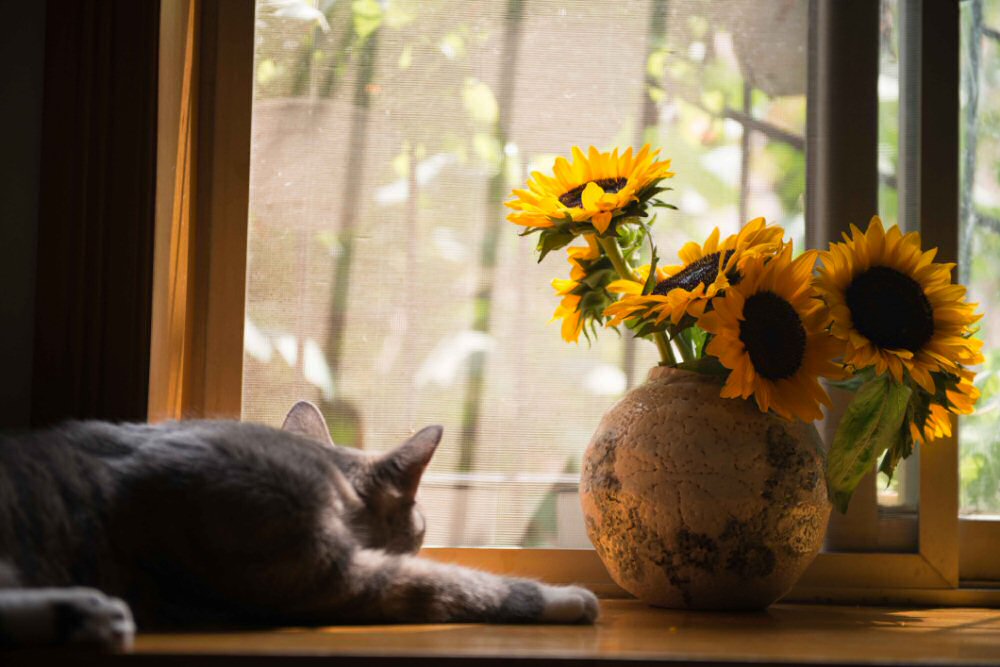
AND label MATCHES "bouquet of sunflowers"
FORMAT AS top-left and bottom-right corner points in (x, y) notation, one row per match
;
(506, 145), (983, 512)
